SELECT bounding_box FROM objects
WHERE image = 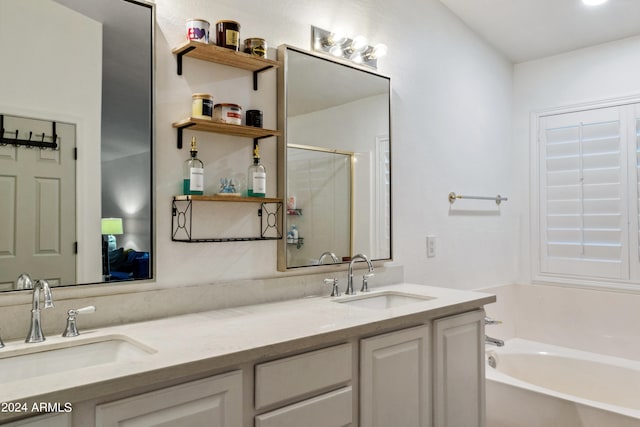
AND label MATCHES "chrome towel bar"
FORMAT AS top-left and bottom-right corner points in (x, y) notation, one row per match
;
(448, 192), (508, 205)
